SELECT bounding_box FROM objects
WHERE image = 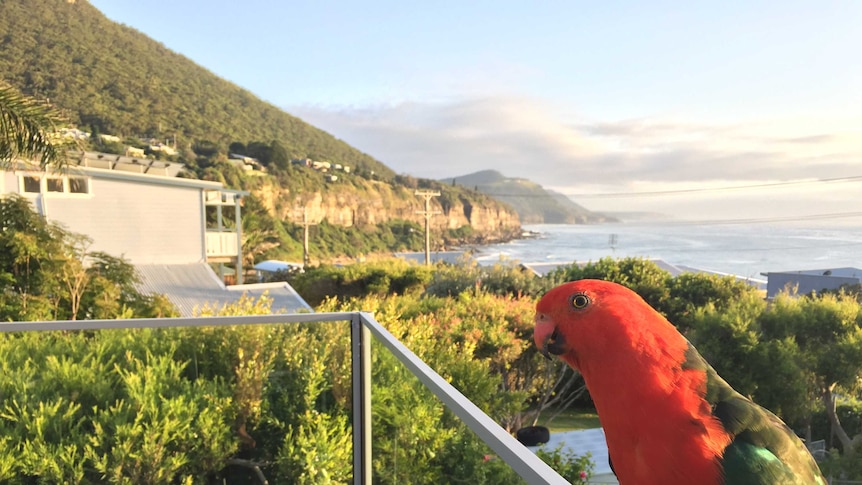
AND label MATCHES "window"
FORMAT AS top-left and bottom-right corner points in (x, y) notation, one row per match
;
(46, 178), (64, 192)
(18, 175), (91, 196)
(69, 177), (89, 194)
(22, 176), (41, 193)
